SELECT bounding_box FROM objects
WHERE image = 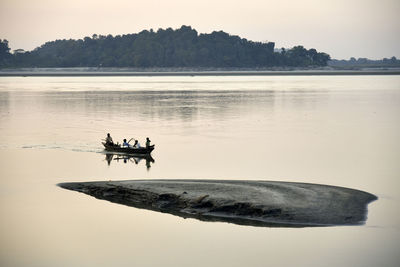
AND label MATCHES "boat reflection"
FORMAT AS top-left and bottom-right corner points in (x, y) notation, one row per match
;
(104, 153), (155, 170)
